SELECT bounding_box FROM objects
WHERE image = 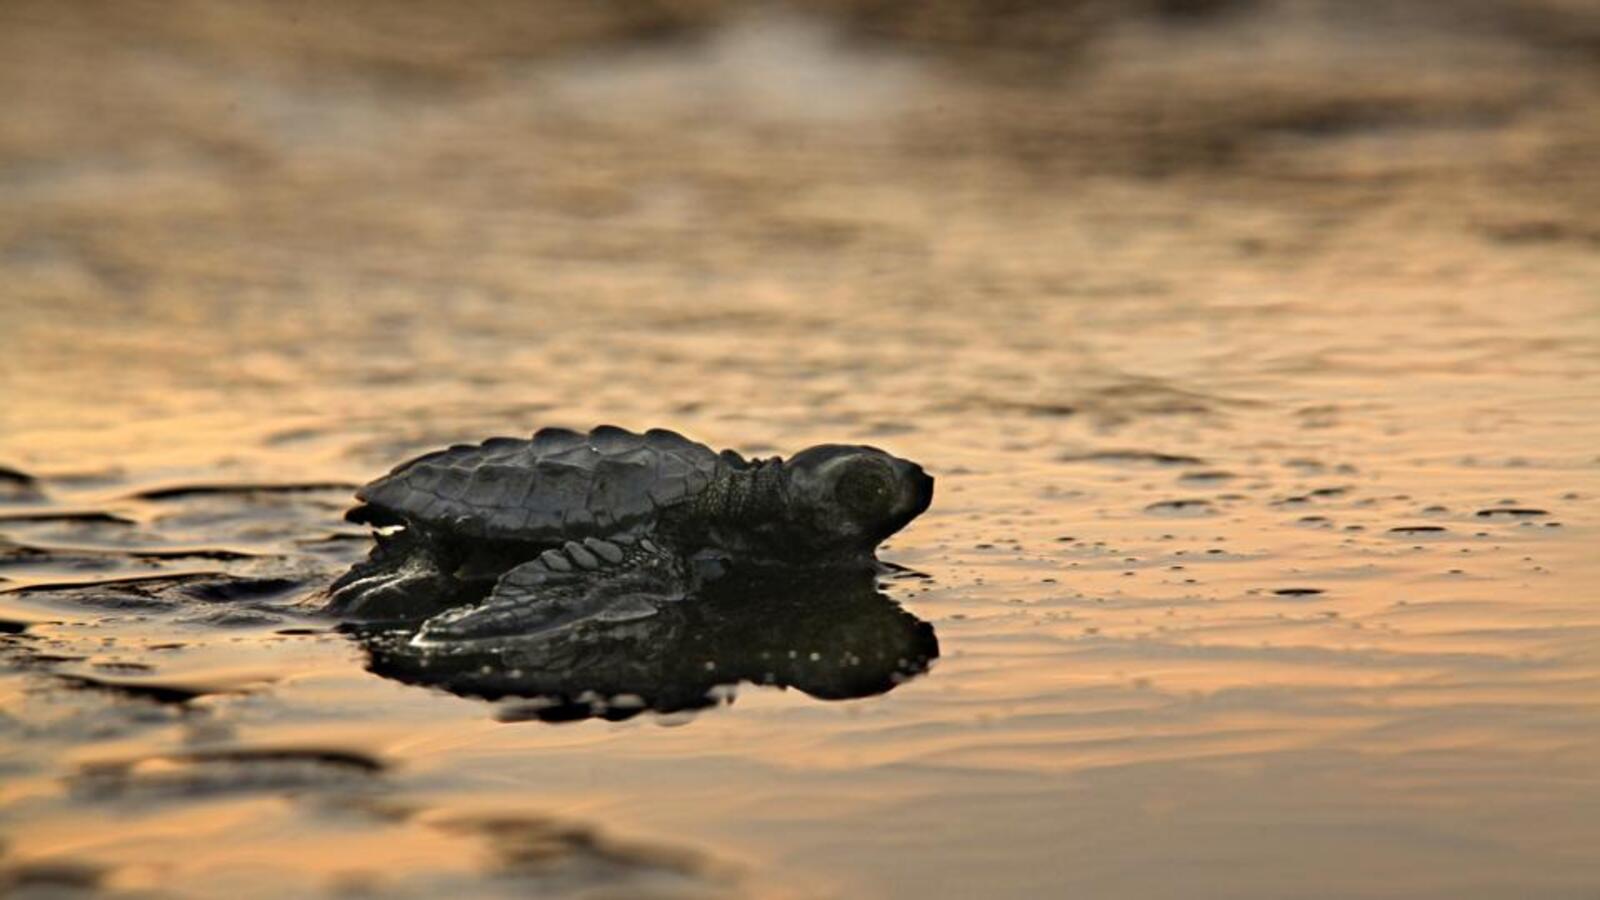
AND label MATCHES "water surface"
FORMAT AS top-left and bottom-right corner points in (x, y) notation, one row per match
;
(2, 2), (1598, 897)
